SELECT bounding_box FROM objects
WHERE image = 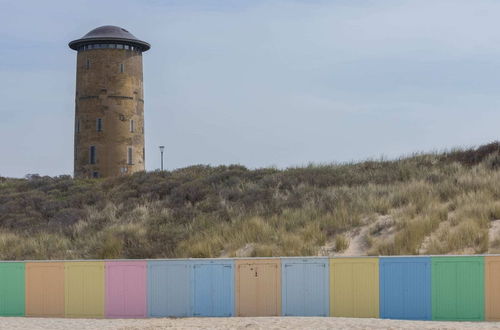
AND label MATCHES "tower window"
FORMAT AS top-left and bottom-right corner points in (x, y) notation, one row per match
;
(130, 119), (135, 132)
(92, 171), (99, 178)
(86, 58), (90, 69)
(89, 146), (96, 164)
(76, 118), (80, 133)
(127, 147), (133, 165)
(96, 118), (103, 132)
(120, 63), (124, 73)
